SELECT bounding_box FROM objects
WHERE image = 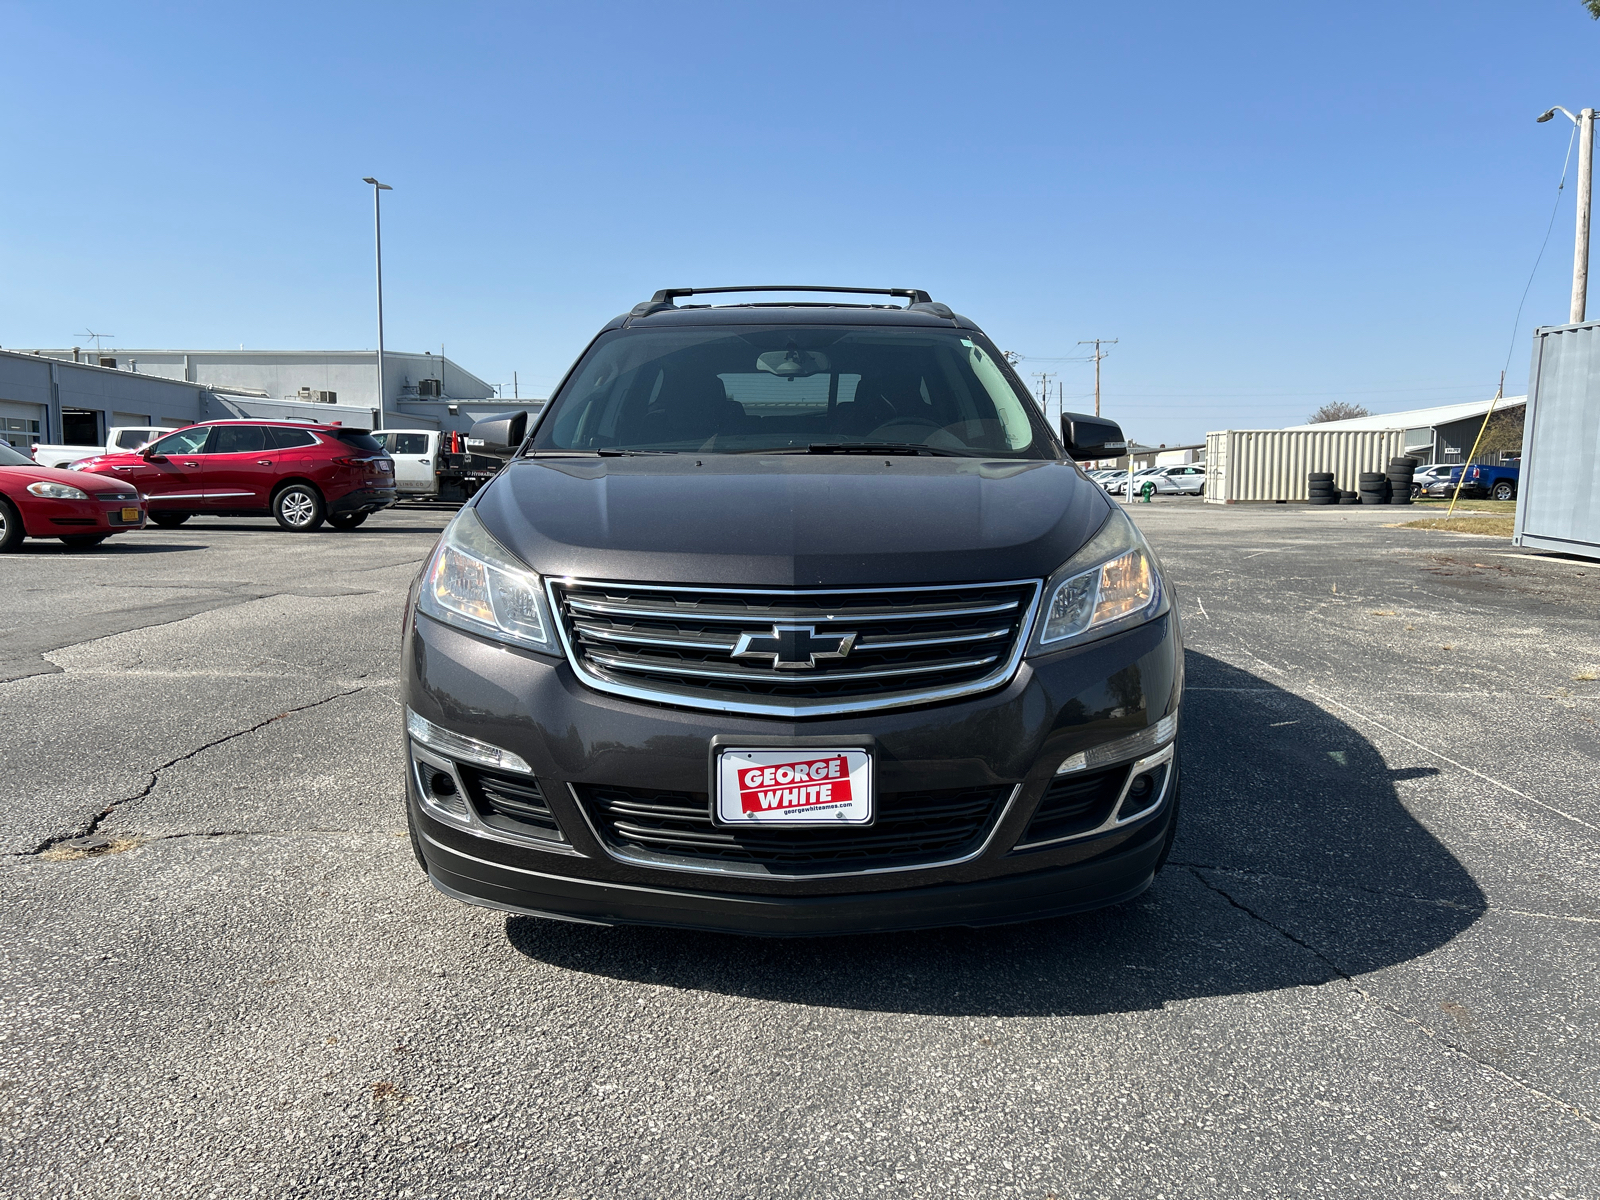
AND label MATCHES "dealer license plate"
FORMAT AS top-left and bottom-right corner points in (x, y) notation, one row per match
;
(121, 507), (140, 522)
(715, 748), (873, 826)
